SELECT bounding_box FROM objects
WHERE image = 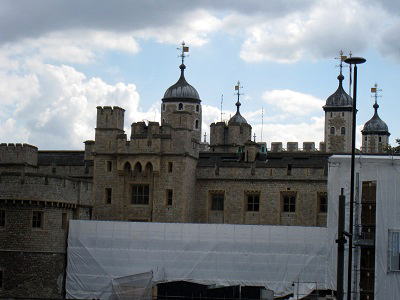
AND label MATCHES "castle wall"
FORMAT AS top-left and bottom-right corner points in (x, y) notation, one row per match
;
(0, 173), (92, 299)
